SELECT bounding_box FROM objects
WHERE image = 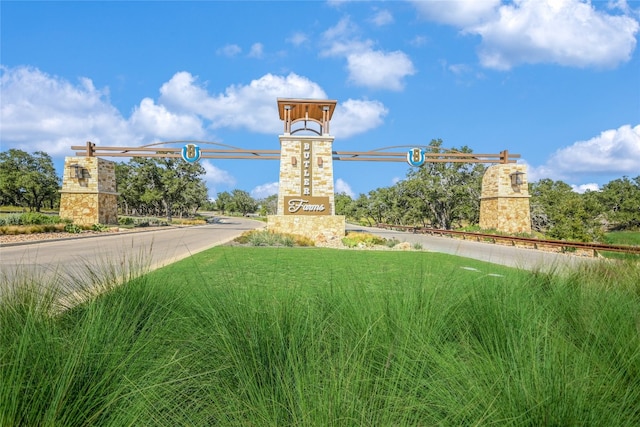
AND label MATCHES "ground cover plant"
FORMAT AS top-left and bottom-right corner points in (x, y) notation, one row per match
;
(1, 247), (639, 426)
